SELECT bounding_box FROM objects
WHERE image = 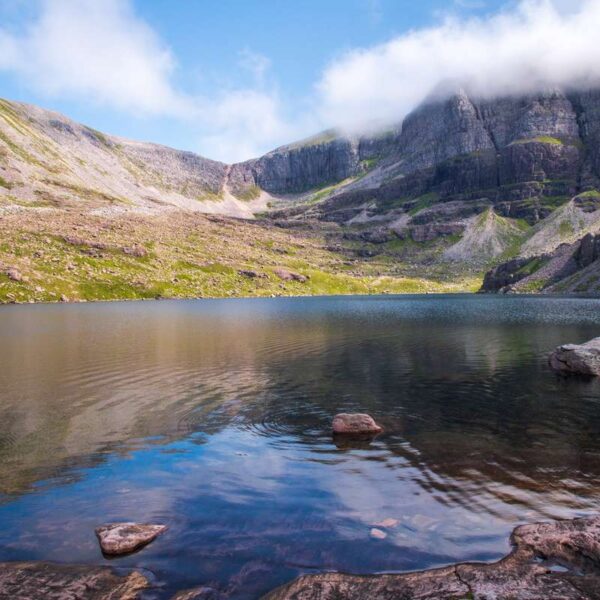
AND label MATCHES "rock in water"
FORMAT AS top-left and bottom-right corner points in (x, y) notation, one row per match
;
(369, 528), (387, 540)
(373, 518), (399, 529)
(549, 337), (600, 376)
(95, 523), (167, 556)
(332, 413), (382, 435)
